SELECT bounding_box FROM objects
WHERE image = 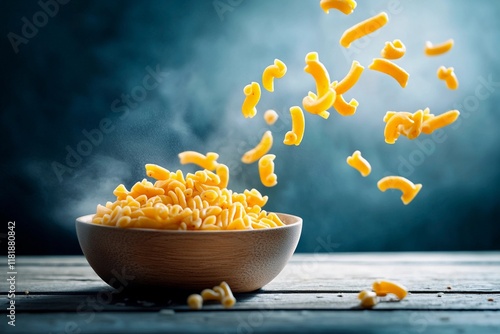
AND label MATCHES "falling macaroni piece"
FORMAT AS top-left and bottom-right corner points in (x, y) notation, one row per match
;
(241, 130), (273, 164)
(302, 89), (336, 116)
(264, 109), (279, 125)
(304, 52), (331, 97)
(241, 82), (261, 118)
(340, 12), (389, 48)
(145, 164), (170, 180)
(424, 38), (454, 56)
(358, 290), (378, 308)
(284, 106), (305, 146)
(262, 59), (287, 92)
(178, 151), (219, 170)
(216, 164), (229, 189)
(384, 113), (414, 144)
(403, 109), (424, 140)
(369, 58), (409, 88)
(319, 0), (357, 15)
(372, 280), (408, 300)
(346, 150), (371, 177)
(437, 66), (459, 90)
(259, 154), (277, 187)
(188, 282), (236, 310)
(334, 60), (364, 95)
(332, 93), (358, 117)
(381, 39), (406, 59)
(421, 109), (460, 134)
(377, 176), (422, 205)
